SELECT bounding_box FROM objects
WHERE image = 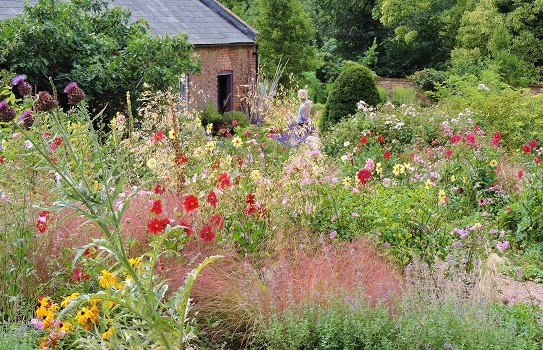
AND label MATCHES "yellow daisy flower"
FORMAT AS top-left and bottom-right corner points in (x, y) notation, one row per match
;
(250, 169), (261, 181)
(99, 270), (117, 289)
(232, 136), (243, 148)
